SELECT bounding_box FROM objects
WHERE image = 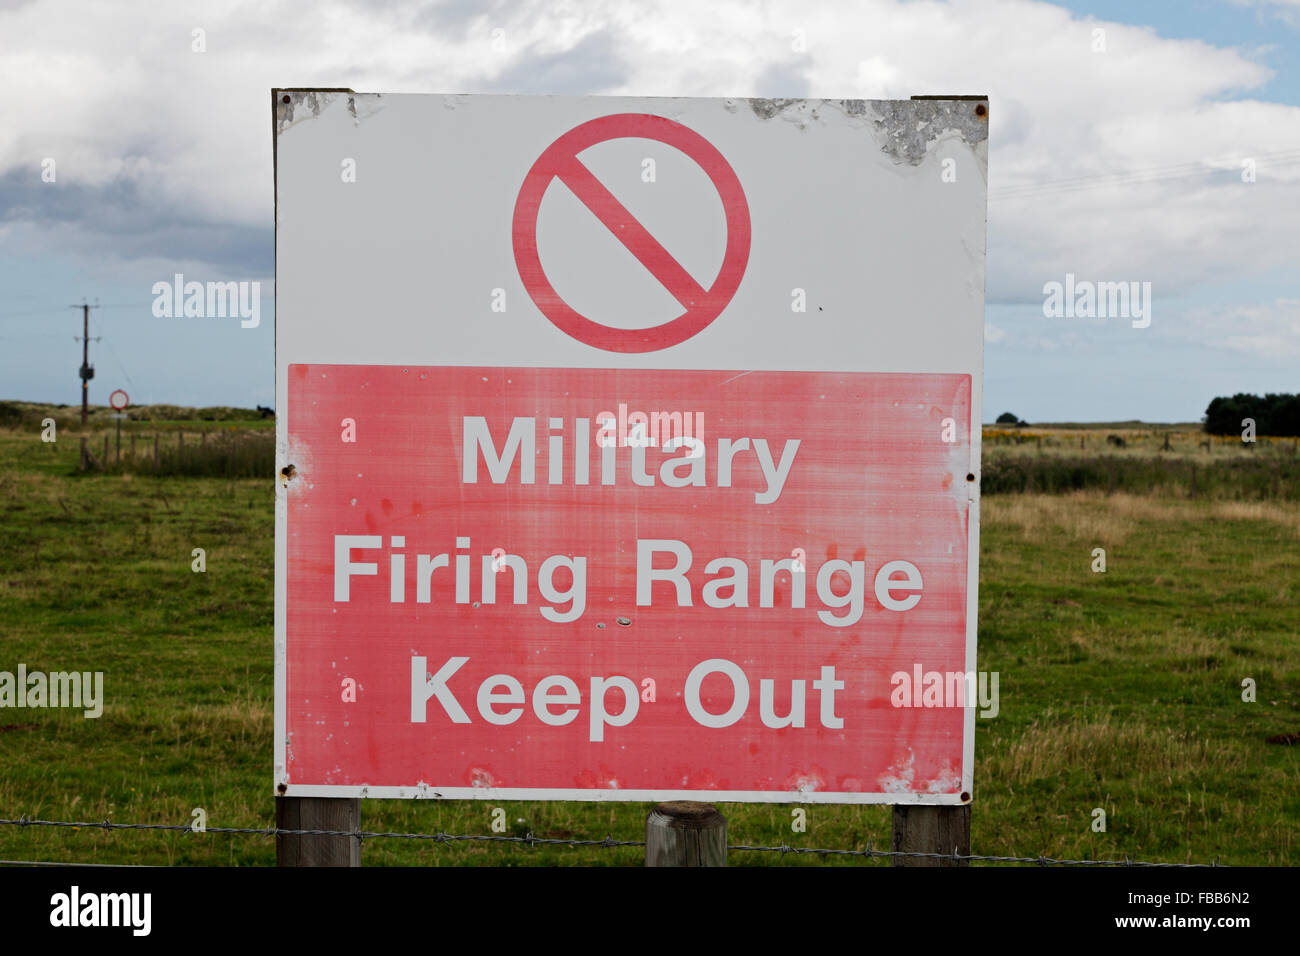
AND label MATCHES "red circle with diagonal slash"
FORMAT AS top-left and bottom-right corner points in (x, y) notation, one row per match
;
(513, 113), (750, 353)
